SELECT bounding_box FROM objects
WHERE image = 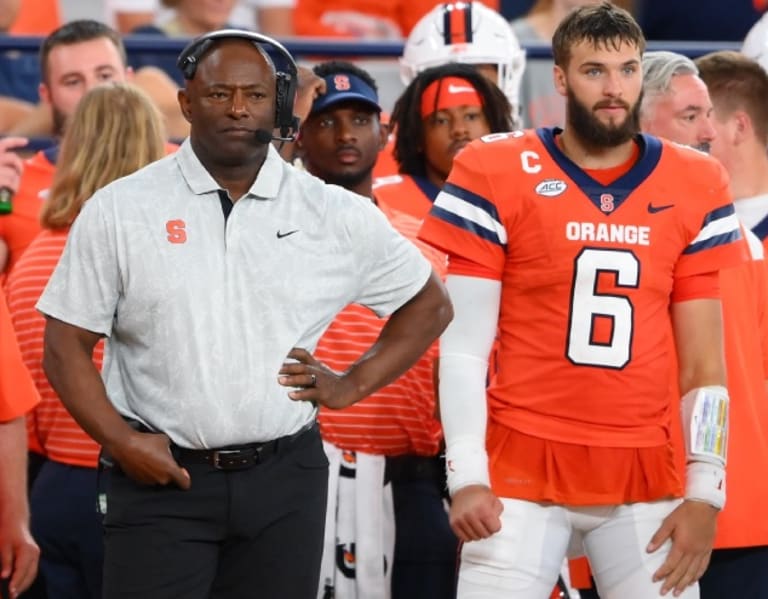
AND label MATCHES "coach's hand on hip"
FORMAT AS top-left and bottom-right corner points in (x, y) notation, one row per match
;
(278, 347), (355, 409)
